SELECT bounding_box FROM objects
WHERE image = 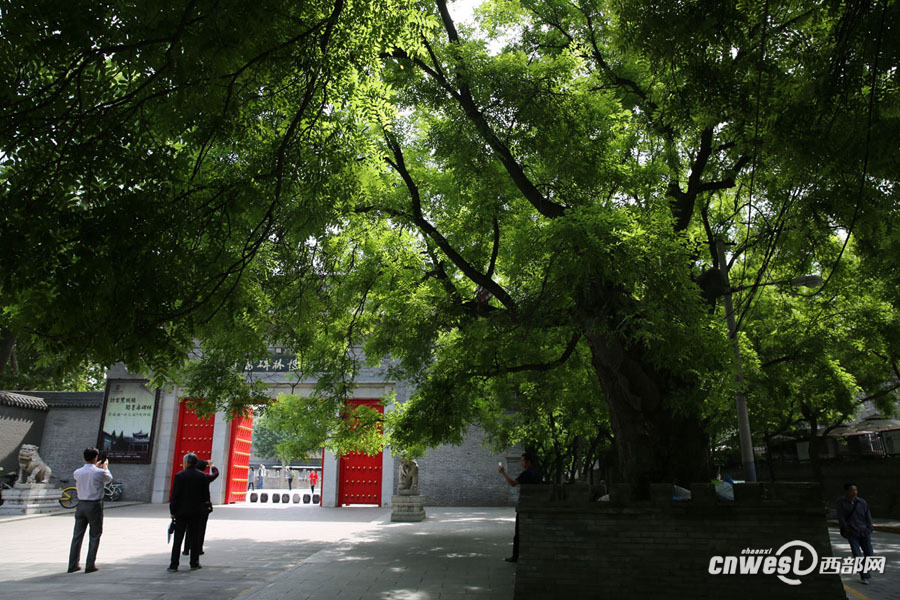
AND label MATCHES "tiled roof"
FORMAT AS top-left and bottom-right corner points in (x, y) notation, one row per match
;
(0, 391), (48, 411)
(19, 391), (103, 409)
